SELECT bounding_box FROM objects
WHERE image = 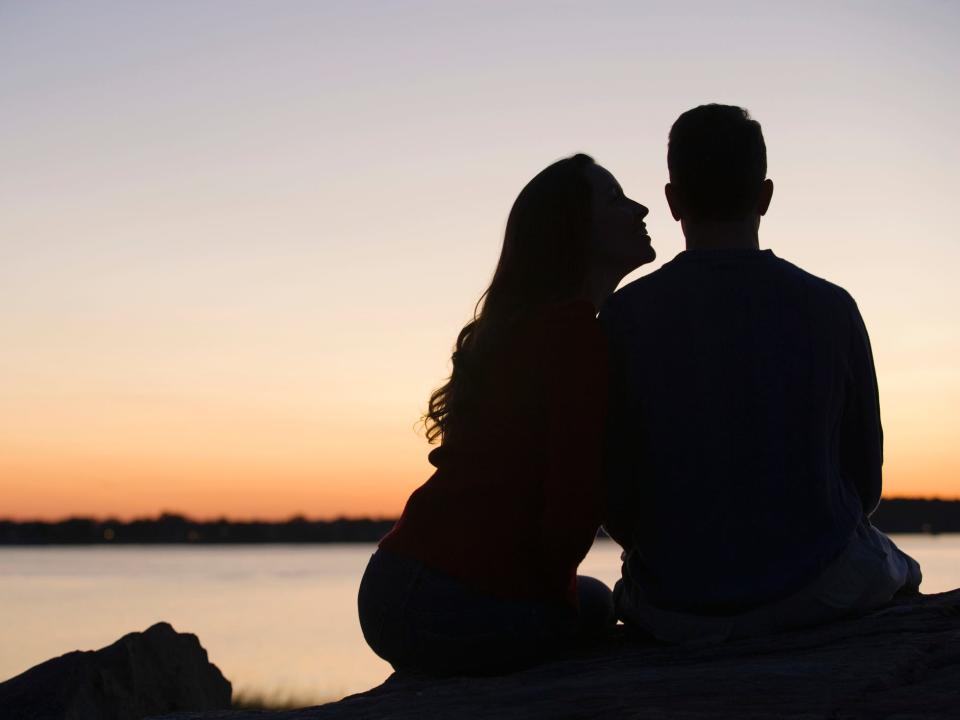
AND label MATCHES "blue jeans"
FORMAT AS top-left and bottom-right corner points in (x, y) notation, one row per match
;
(357, 548), (613, 675)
